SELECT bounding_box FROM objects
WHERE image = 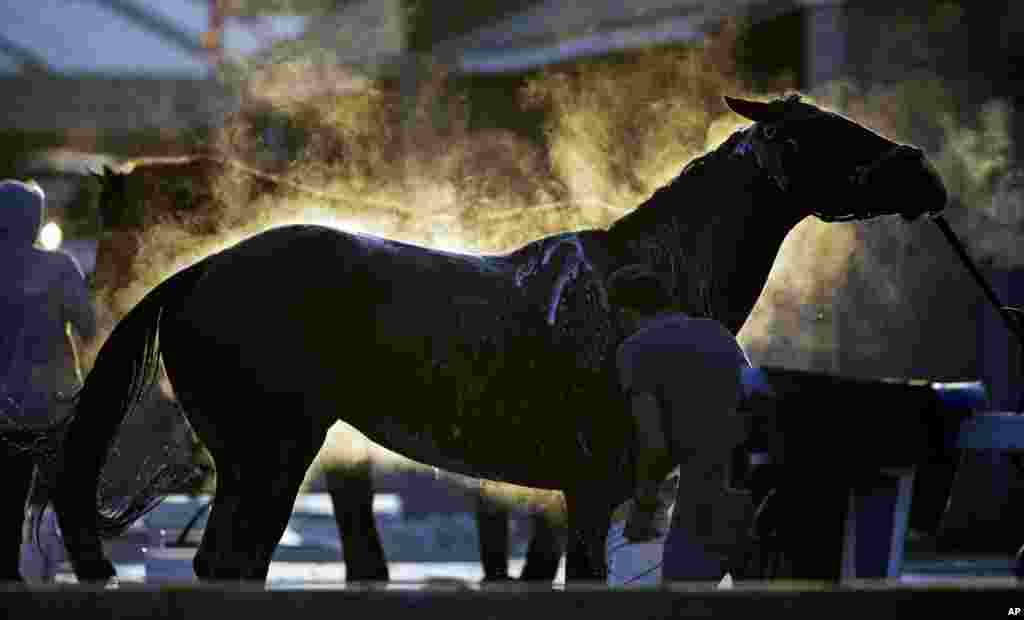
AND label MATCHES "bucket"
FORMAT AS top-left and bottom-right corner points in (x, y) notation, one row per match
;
(606, 519), (666, 586)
